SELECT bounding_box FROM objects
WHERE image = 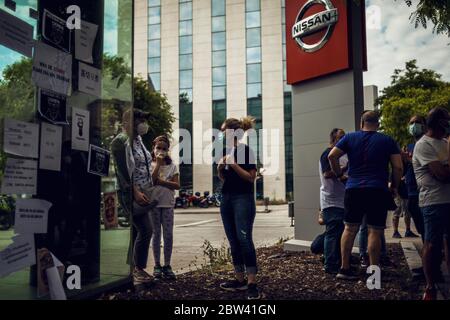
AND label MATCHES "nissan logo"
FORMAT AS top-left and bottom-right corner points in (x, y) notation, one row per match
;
(292, 0), (339, 53)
